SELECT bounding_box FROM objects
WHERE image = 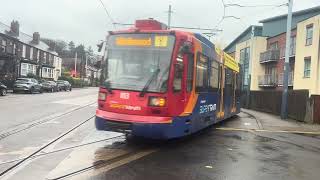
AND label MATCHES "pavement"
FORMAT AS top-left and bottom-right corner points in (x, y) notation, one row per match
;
(241, 108), (320, 132)
(1, 91), (320, 180)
